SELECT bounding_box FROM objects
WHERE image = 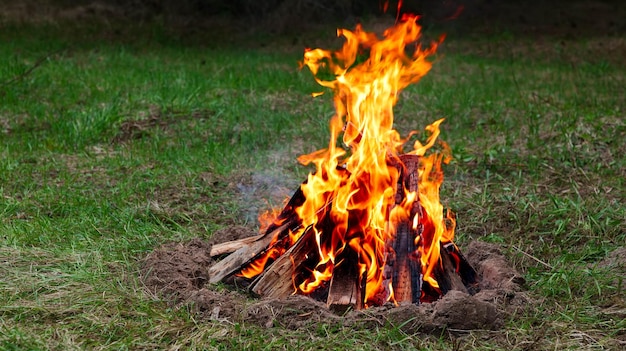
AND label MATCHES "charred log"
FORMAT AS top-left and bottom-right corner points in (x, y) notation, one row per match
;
(326, 245), (363, 313)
